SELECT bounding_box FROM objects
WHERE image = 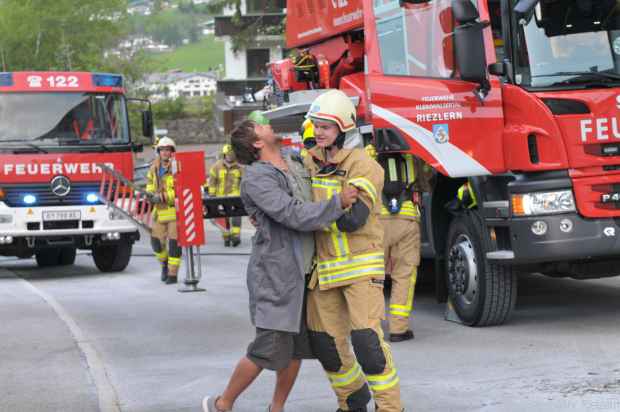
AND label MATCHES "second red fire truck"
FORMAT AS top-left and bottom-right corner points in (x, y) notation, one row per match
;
(0, 71), (151, 272)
